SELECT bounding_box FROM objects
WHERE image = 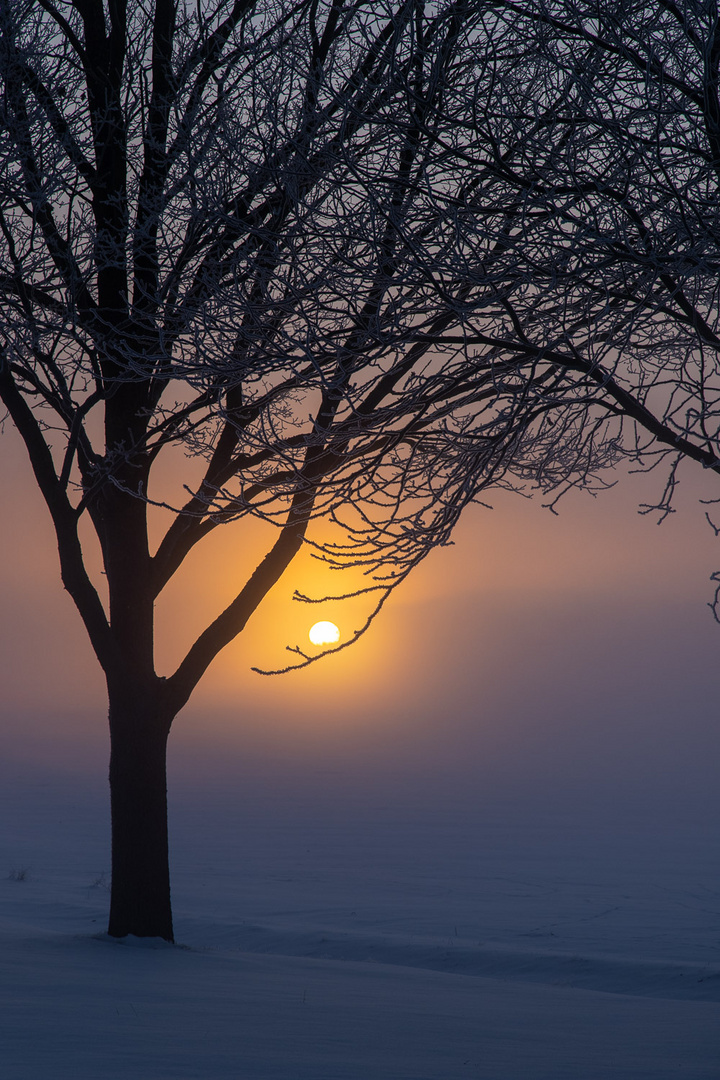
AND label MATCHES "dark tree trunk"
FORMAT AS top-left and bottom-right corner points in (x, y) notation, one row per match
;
(107, 690), (175, 941)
